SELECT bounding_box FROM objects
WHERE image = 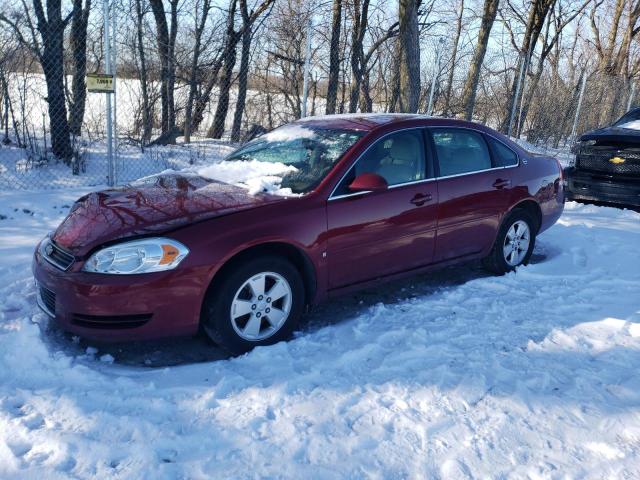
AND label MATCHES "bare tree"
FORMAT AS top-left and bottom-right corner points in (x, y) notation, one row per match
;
(68, 0), (90, 137)
(134, 0), (152, 145)
(325, 0), (342, 114)
(591, 0), (640, 124)
(204, 0), (274, 139)
(231, 0), (256, 141)
(443, 0), (464, 116)
(398, 0), (420, 112)
(459, 0), (499, 120)
(0, 0), (77, 160)
(149, 0), (179, 143)
(500, 0), (557, 132)
(183, 0), (213, 143)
